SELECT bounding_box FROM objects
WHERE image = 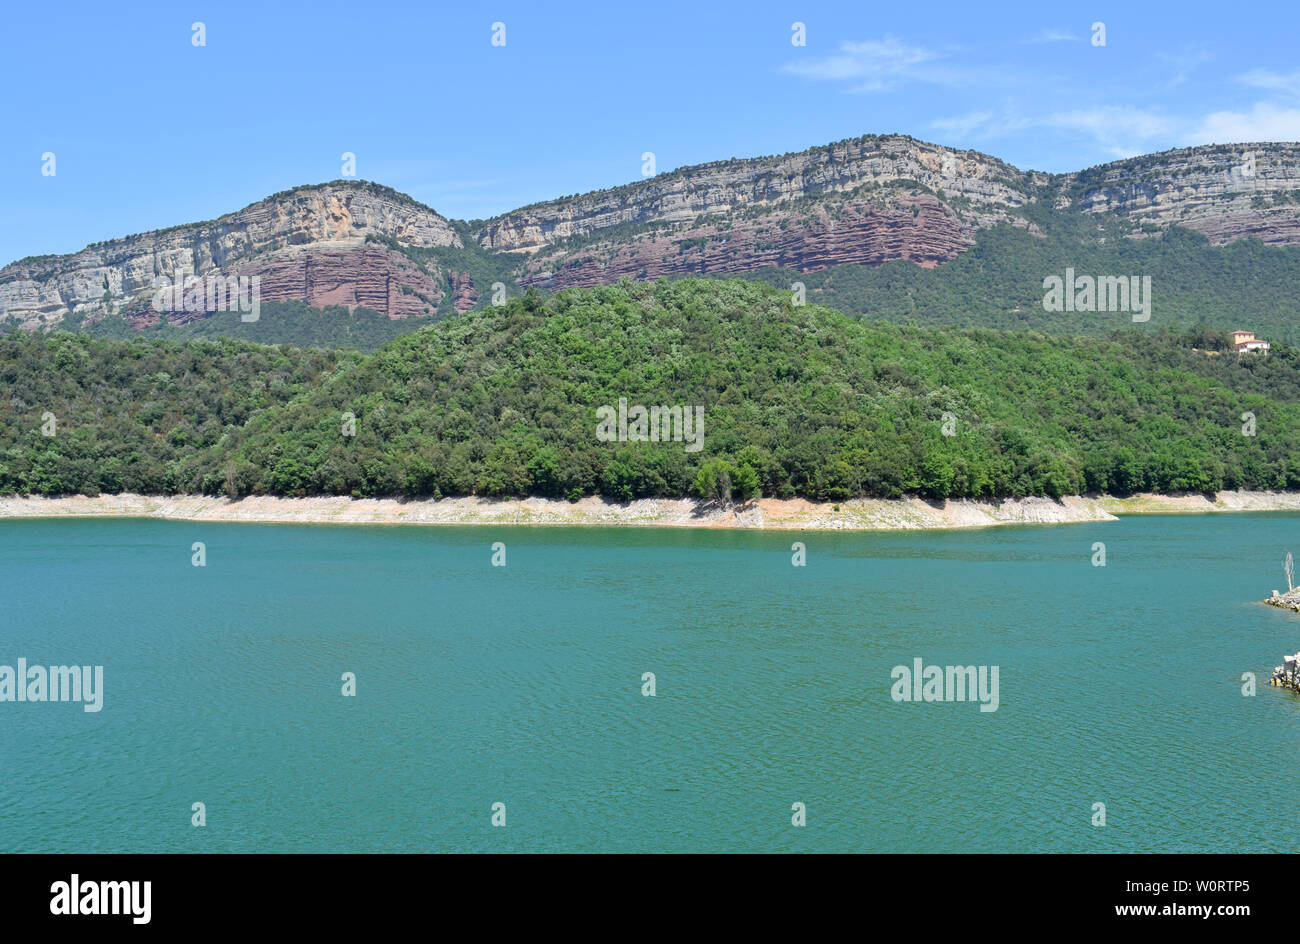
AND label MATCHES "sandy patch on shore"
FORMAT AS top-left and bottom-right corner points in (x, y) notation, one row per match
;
(1097, 491), (1300, 514)
(0, 492), (1115, 530)
(0, 490), (1294, 531)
